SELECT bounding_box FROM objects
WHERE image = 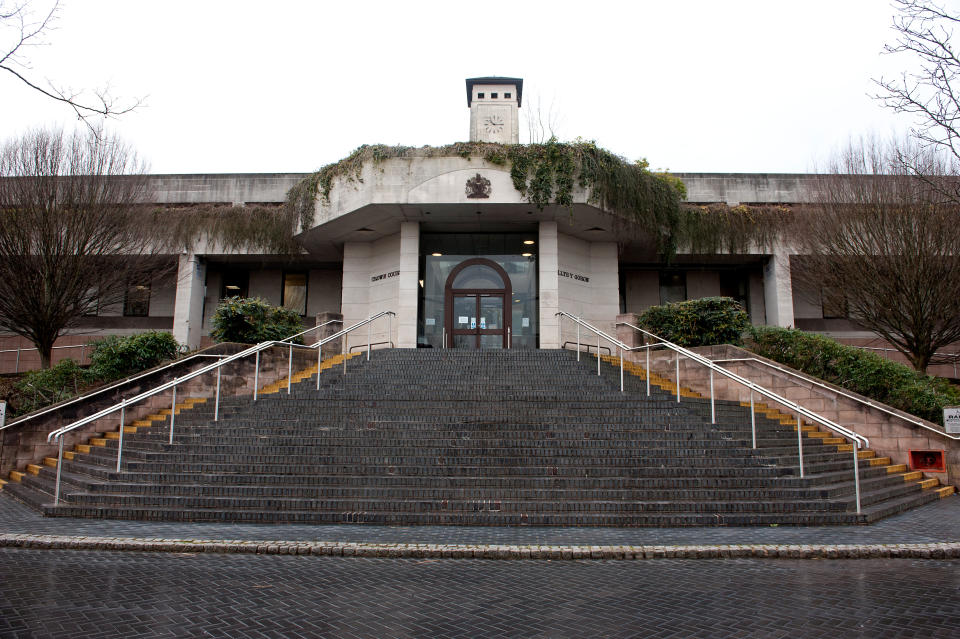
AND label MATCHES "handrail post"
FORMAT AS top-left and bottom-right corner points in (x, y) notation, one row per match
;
(709, 368), (715, 424)
(367, 316), (371, 361)
(675, 353), (681, 403)
(597, 331), (601, 376)
(577, 323), (580, 361)
(343, 333), (347, 374)
(169, 381), (177, 445)
(287, 343), (293, 394)
(619, 346), (624, 392)
(853, 444), (862, 514)
(116, 401), (126, 472)
(750, 390), (756, 449)
(15, 348), (20, 373)
(253, 352), (260, 402)
(316, 342), (323, 391)
(214, 366), (222, 421)
(507, 327), (511, 349)
(796, 414), (805, 478)
(54, 437), (64, 506)
(388, 313), (392, 348)
(645, 347), (650, 397)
